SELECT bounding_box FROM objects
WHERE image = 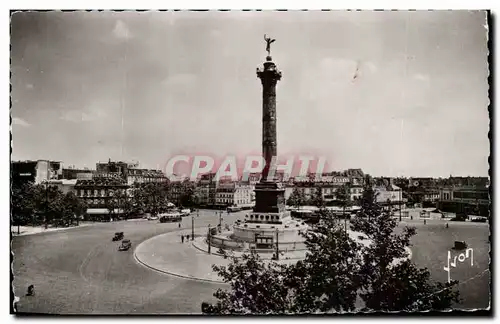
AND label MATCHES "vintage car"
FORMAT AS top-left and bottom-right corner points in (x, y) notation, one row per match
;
(119, 239), (132, 251)
(112, 232), (124, 241)
(453, 241), (468, 250)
